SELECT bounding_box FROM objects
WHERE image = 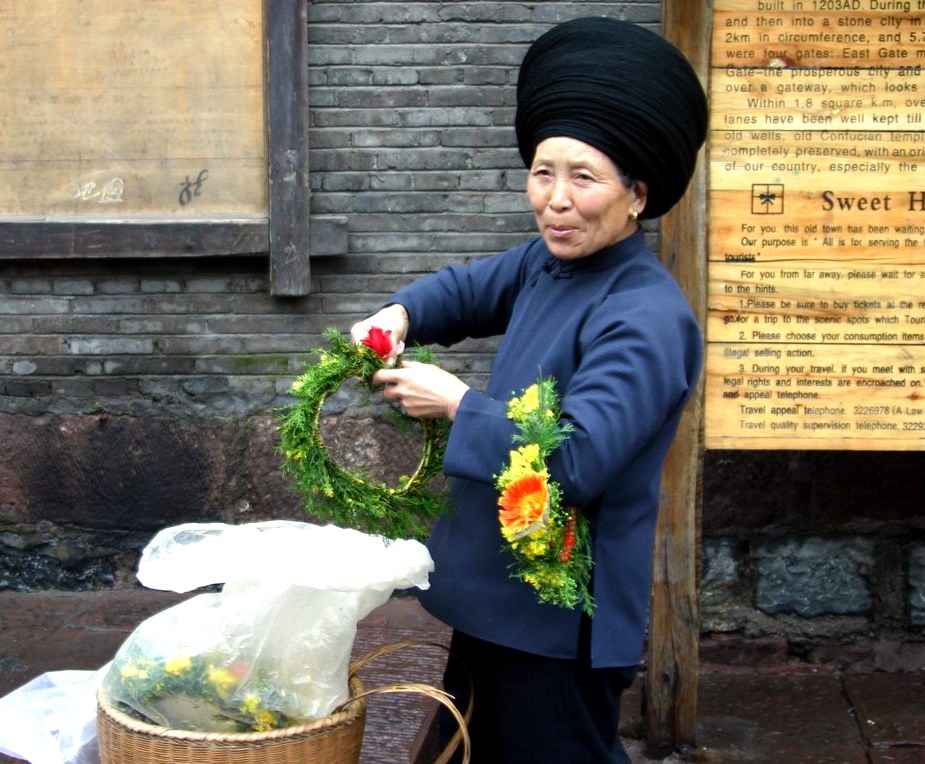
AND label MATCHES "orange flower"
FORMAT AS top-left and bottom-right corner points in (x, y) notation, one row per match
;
(498, 472), (549, 539)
